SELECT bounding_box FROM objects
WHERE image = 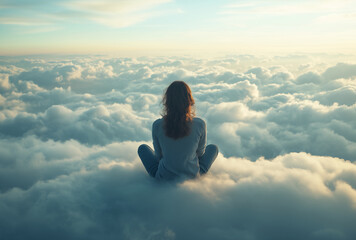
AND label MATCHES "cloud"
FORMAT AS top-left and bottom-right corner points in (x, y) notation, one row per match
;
(0, 17), (52, 26)
(10, 65), (75, 90)
(67, 0), (171, 14)
(1, 54), (356, 239)
(206, 101), (264, 123)
(295, 71), (322, 85)
(2, 56), (356, 161)
(1, 150), (356, 239)
(0, 0), (174, 28)
(0, 136), (92, 192)
(0, 74), (11, 94)
(0, 103), (152, 145)
(314, 86), (356, 106)
(193, 80), (259, 103)
(322, 63), (356, 81)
